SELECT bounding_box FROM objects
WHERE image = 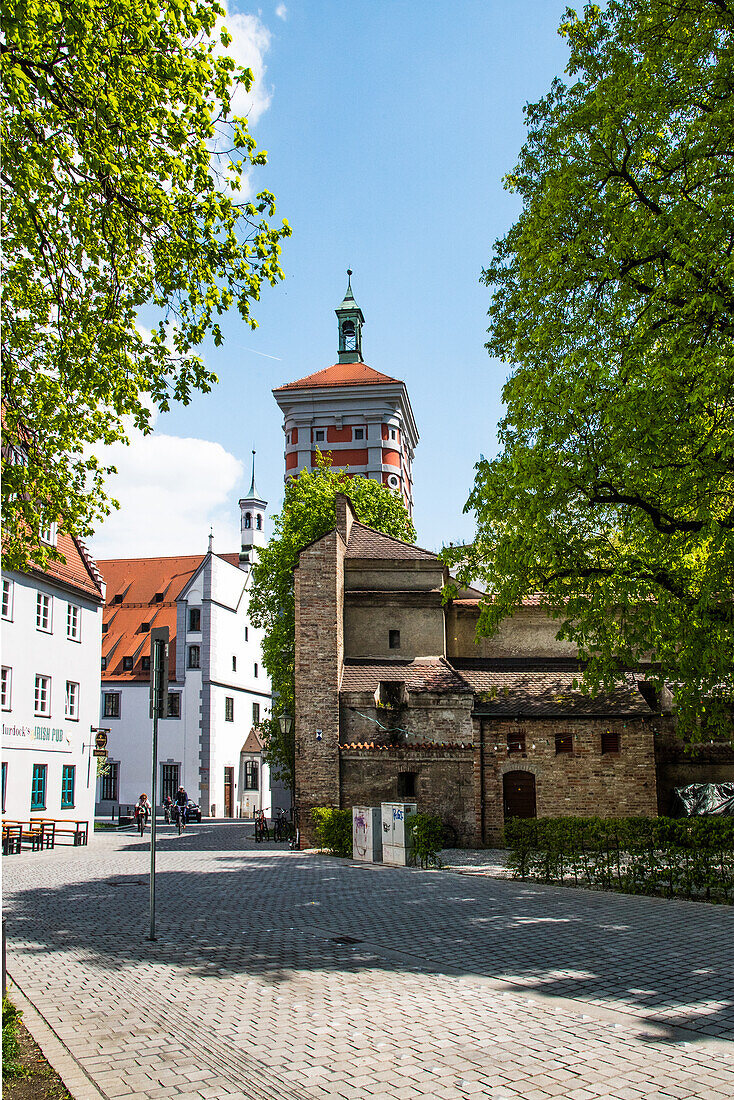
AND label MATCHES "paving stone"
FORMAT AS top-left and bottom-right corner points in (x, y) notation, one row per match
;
(3, 826), (733, 1100)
